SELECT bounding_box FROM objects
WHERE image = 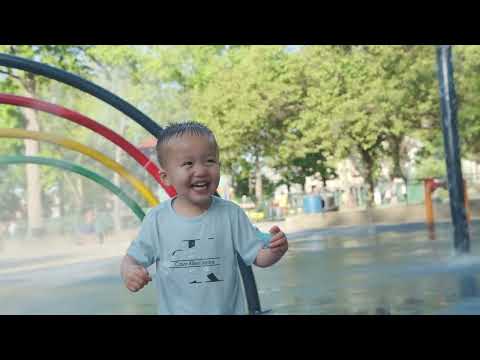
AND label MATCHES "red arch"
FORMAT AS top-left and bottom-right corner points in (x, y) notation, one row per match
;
(0, 93), (176, 197)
